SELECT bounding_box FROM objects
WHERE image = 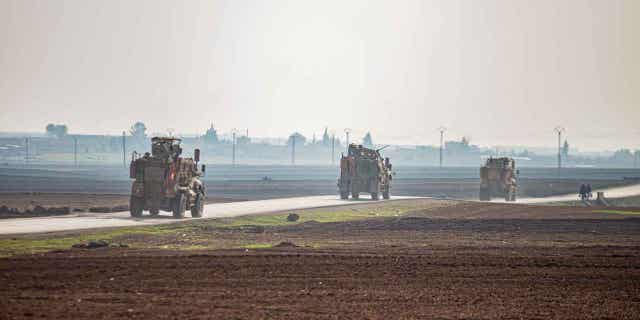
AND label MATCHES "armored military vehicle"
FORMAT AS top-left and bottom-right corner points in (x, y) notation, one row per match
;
(479, 157), (518, 201)
(338, 144), (392, 200)
(129, 137), (205, 218)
